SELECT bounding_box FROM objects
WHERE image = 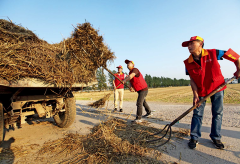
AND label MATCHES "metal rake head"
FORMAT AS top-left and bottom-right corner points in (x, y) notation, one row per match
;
(145, 77), (237, 148)
(146, 124), (172, 147)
